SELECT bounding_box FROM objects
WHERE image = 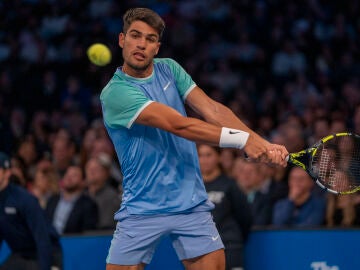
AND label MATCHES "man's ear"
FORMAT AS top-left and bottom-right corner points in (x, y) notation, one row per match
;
(154, 42), (161, 55)
(119, 33), (125, 48)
